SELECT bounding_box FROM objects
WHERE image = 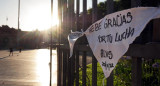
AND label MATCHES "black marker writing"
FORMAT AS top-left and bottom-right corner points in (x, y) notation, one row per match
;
(115, 27), (134, 42)
(102, 61), (114, 71)
(104, 12), (133, 29)
(89, 20), (102, 33)
(101, 49), (113, 59)
(98, 34), (113, 43)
